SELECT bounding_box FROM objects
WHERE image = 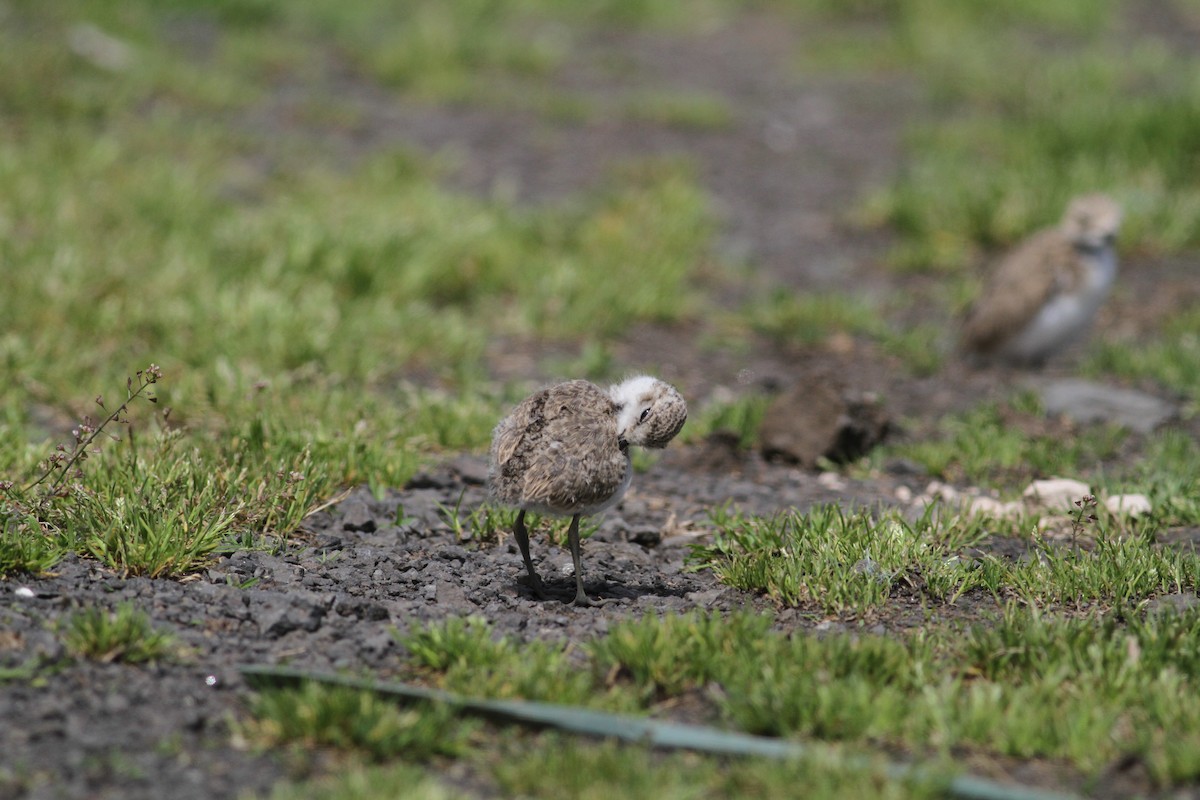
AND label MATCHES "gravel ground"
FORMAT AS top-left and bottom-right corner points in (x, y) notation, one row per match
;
(0, 450), (923, 800)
